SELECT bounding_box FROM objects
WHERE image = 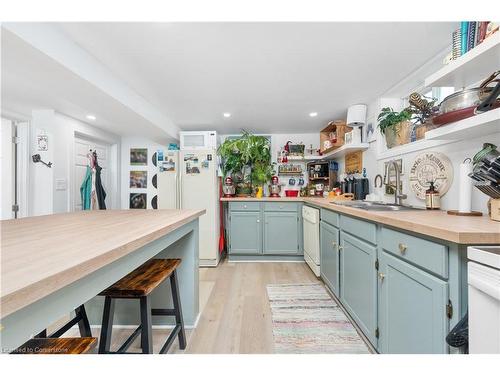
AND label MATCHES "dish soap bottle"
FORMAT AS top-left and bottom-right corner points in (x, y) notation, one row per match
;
(425, 181), (440, 210)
